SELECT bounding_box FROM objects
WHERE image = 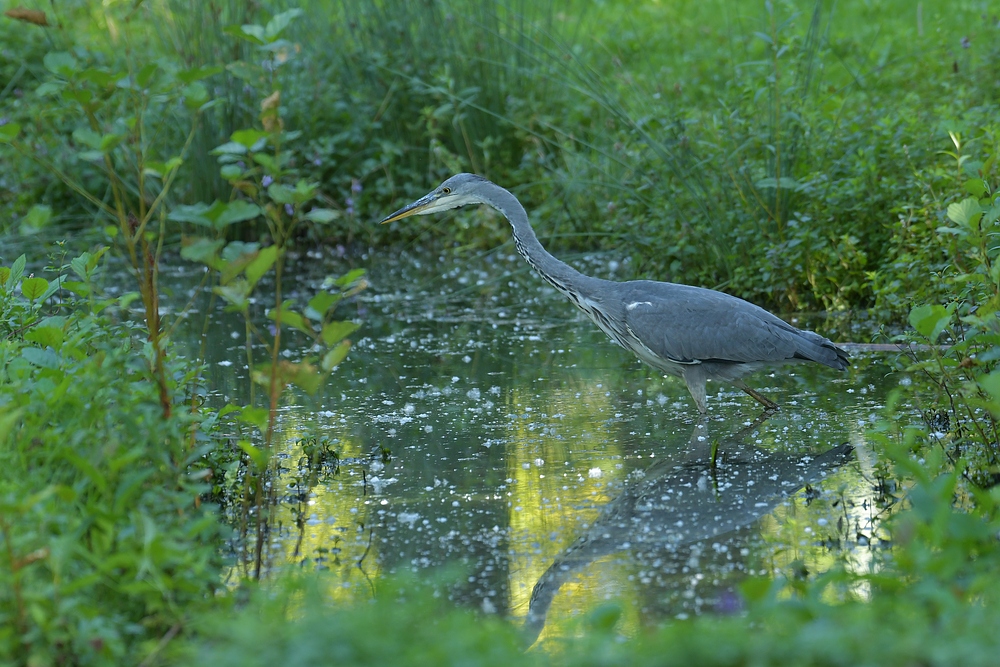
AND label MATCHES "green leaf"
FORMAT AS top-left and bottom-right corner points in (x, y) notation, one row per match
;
(20, 277), (49, 300)
(0, 122), (21, 143)
(245, 245), (278, 288)
(214, 200), (262, 229)
(267, 302), (314, 335)
(237, 406), (269, 434)
(909, 304), (952, 343)
(21, 347), (60, 368)
(964, 179), (988, 198)
(43, 52), (78, 78)
(212, 141), (247, 156)
(0, 267), (10, 288)
(287, 361), (322, 394)
(231, 129), (268, 150)
(321, 321), (359, 346)
(305, 208), (339, 223)
(214, 281), (250, 312)
(177, 65), (223, 84)
(180, 237), (225, 268)
(136, 63), (159, 88)
(307, 291), (341, 318)
(19, 204), (53, 235)
(267, 183), (295, 204)
(253, 153), (280, 174)
(72, 128), (102, 150)
(321, 340), (351, 372)
(183, 82), (209, 110)
(237, 439), (269, 470)
(0, 407), (24, 444)
(9, 255), (26, 289)
(220, 164), (242, 181)
(947, 198), (983, 230)
(238, 24), (266, 44)
(25, 325), (64, 349)
(334, 268), (366, 287)
(292, 180), (318, 204)
(168, 202), (217, 226)
(264, 9), (303, 41)
(222, 241), (261, 263)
